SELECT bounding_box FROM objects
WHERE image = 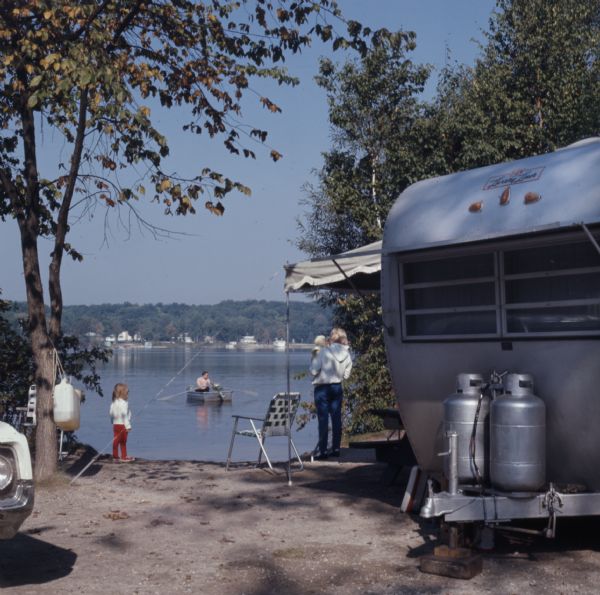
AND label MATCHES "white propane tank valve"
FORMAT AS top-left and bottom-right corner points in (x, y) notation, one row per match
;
(53, 377), (81, 431)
